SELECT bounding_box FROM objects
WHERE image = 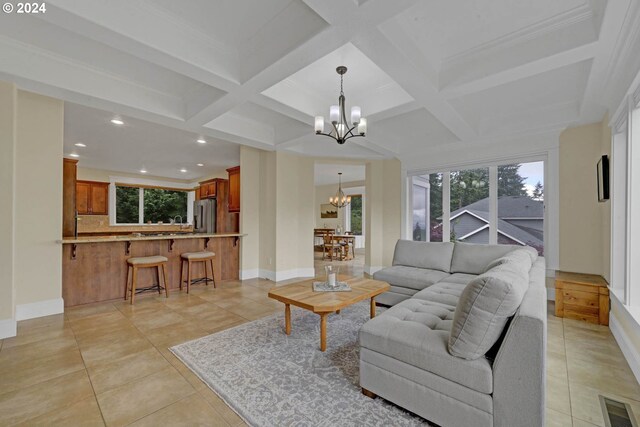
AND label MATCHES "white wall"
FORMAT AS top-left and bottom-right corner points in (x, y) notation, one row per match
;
(0, 82), (16, 338)
(14, 90), (64, 318)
